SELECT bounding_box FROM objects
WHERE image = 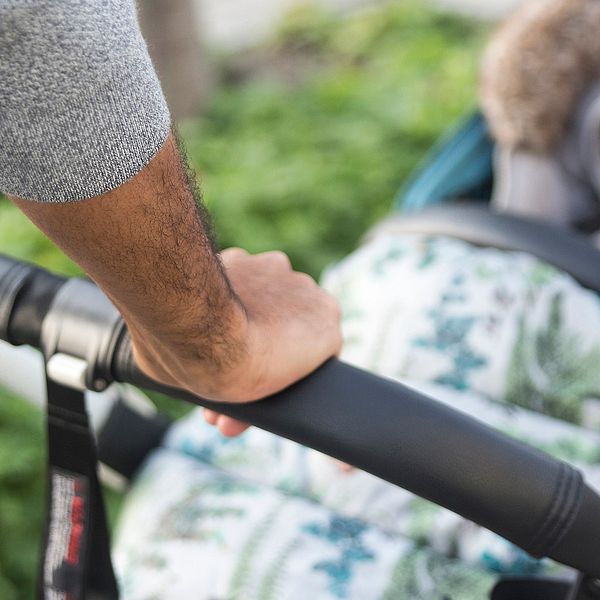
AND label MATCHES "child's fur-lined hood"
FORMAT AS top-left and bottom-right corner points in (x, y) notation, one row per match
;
(480, 0), (600, 153)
